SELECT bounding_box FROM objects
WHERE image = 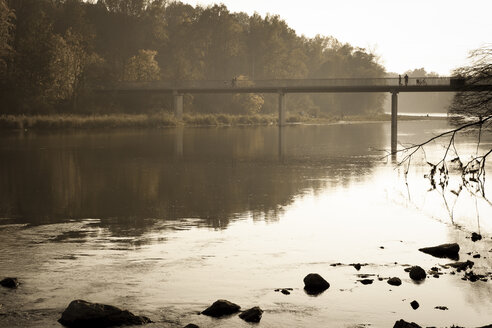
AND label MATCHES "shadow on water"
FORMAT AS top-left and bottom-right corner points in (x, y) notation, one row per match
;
(0, 124), (387, 237)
